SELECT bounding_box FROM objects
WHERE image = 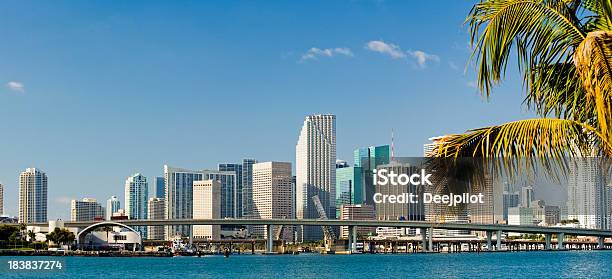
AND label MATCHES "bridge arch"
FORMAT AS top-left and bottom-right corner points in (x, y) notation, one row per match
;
(76, 221), (142, 247)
